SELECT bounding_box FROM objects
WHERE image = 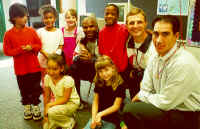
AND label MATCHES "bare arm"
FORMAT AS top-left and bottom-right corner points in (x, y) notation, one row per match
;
(40, 49), (48, 58)
(43, 87), (51, 115)
(95, 97), (123, 122)
(47, 87), (72, 107)
(132, 93), (140, 102)
(92, 93), (99, 122)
